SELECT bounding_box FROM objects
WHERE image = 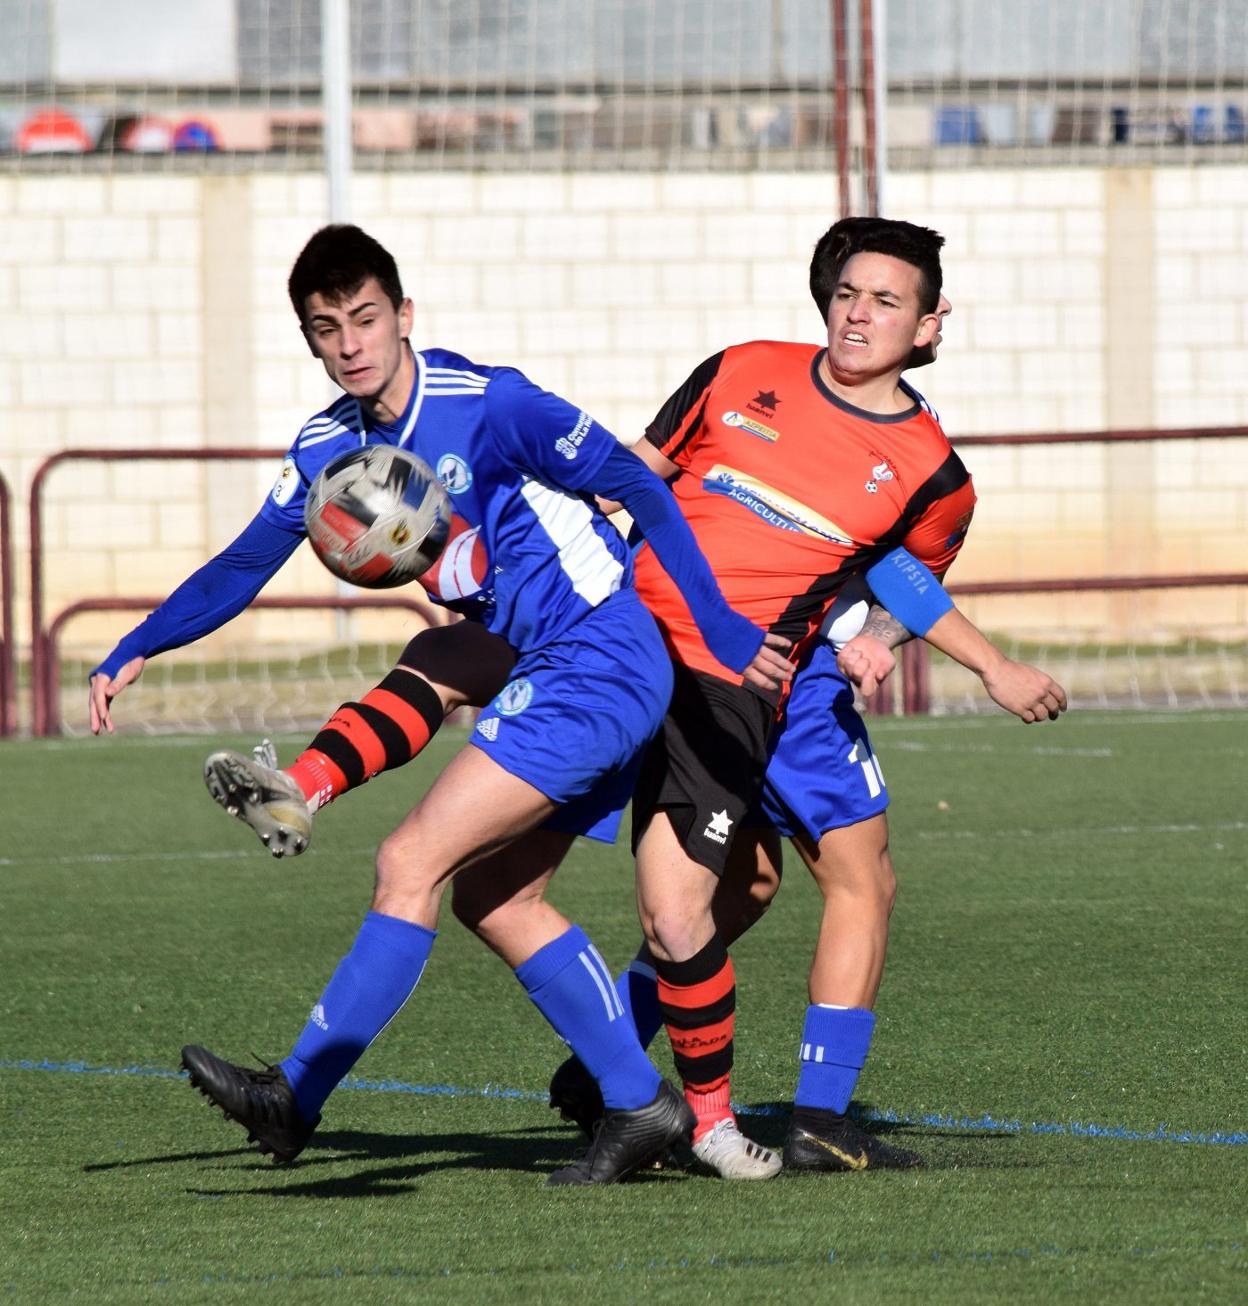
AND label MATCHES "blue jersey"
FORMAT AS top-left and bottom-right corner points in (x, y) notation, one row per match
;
(261, 349), (635, 656)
